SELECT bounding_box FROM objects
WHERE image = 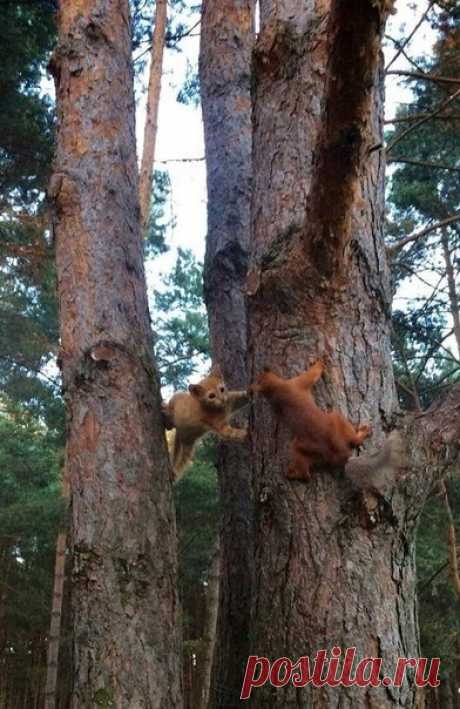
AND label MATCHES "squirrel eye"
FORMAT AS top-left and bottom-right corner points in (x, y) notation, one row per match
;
(209, 392), (216, 399)
(220, 386), (225, 393)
